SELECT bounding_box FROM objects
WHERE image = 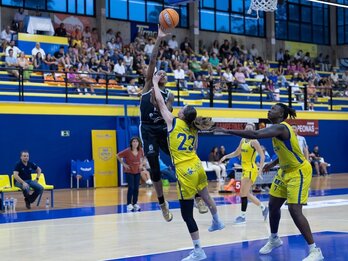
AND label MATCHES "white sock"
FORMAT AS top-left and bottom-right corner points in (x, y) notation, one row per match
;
(271, 233), (278, 239)
(260, 204), (266, 211)
(193, 239), (201, 249)
(241, 211), (246, 218)
(308, 243), (316, 251)
(212, 213), (219, 222)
